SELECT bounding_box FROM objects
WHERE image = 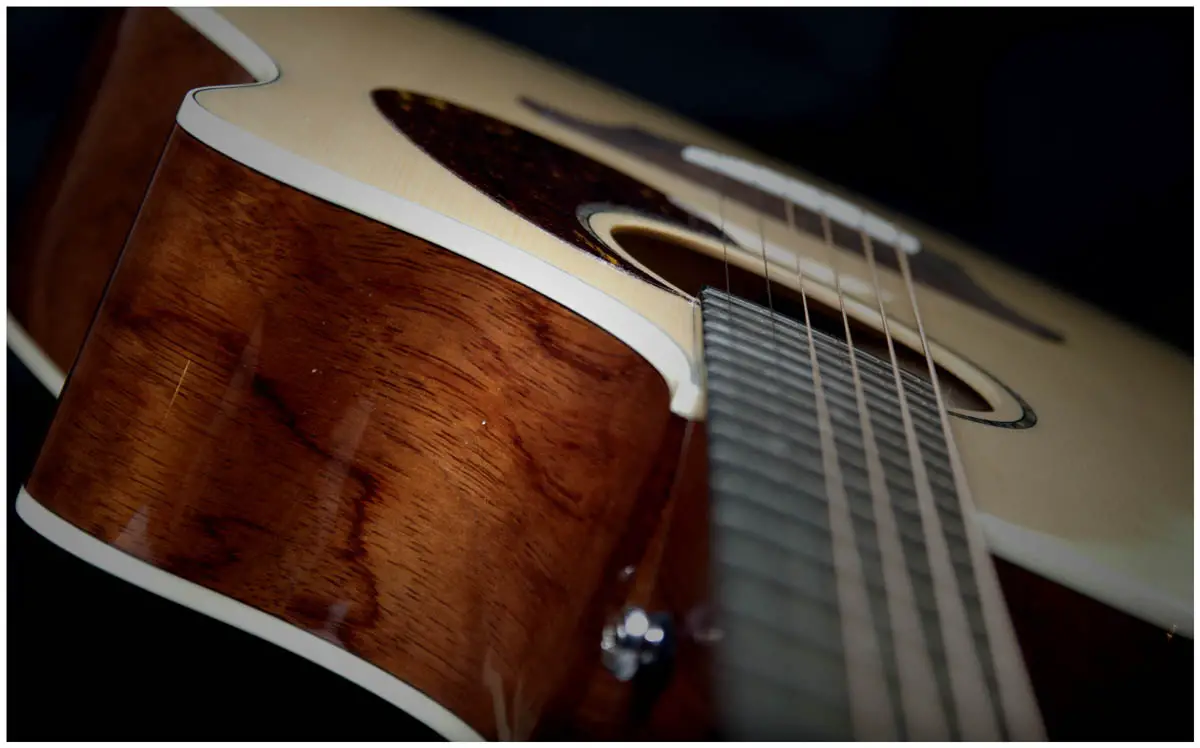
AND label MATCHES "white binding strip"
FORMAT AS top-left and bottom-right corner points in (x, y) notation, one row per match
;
(170, 8), (278, 83)
(977, 512), (1193, 637)
(168, 11), (1190, 642)
(5, 9), (276, 402)
(173, 9), (700, 419)
(681, 145), (921, 254)
(8, 312), (66, 396)
(17, 488), (484, 741)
